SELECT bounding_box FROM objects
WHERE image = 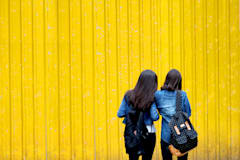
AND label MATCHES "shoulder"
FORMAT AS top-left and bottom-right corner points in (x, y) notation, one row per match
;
(180, 90), (187, 95)
(122, 92), (134, 109)
(180, 90), (188, 99)
(123, 91), (131, 103)
(154, 90), (164, 106)
(154, 90), (164, 97)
